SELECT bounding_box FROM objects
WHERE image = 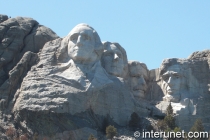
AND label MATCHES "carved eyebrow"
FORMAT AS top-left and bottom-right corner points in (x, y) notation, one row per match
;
(171, 72), (181, 76)
(70, 33), (79, 36)
(69, 33), (79, 40)
(161, 71), (182, 79)
(162, 71), (170, 76)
